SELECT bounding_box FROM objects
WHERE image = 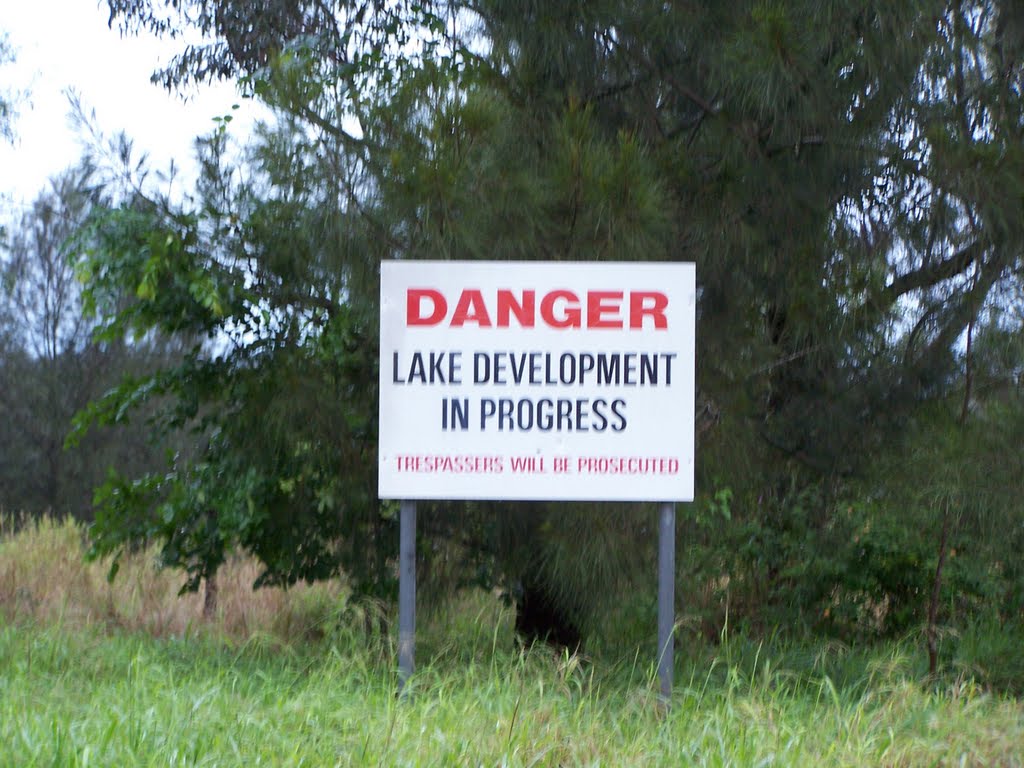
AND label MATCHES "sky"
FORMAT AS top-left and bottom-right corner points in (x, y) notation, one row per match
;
(0, 0), (261, 212)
